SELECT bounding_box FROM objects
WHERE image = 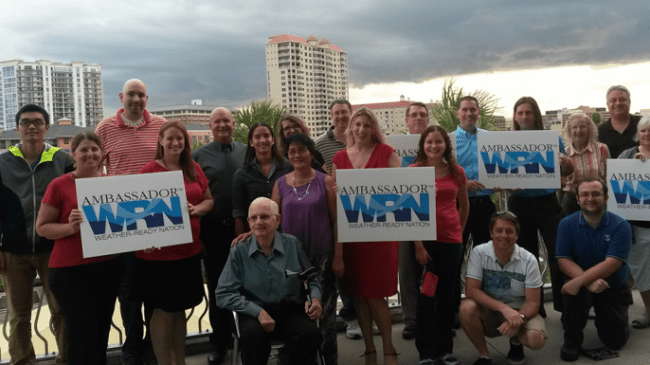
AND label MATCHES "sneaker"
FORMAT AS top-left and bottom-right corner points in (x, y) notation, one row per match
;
(372, 321), (380, 335)
(345, 320), (362, 339)
(507, 340), (525, 365)
(419, 360), (436, 365)
(472, 357), (492, 365)
(439, 353), (459, 365)
(560, 344), (581, 362)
